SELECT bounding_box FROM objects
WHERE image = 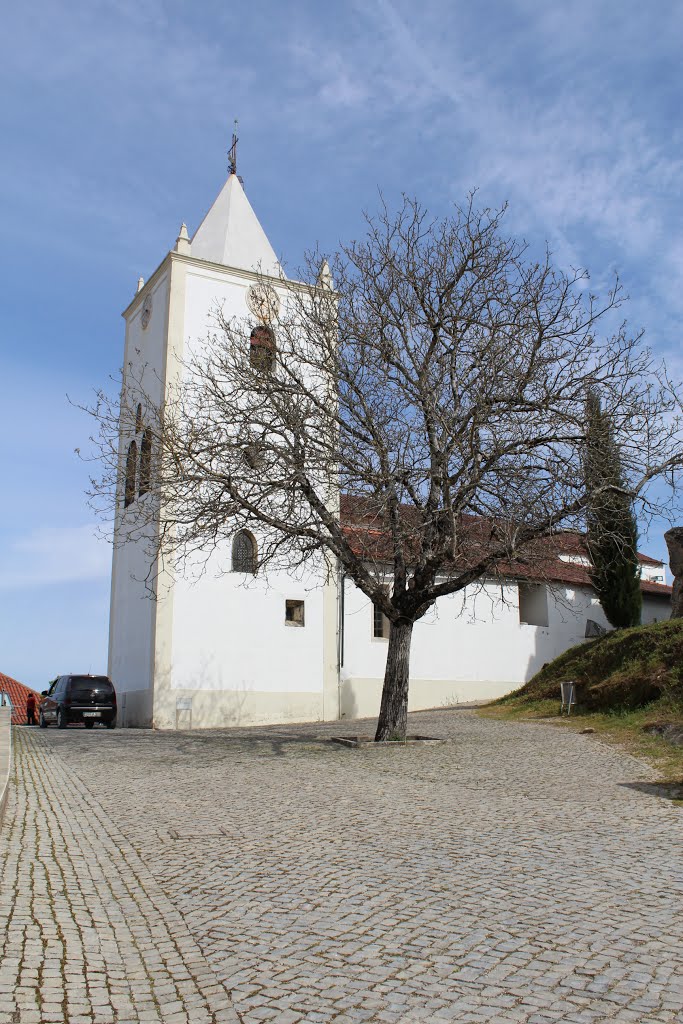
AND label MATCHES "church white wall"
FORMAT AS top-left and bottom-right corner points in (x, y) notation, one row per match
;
(342, 580), (533, 717)
(183, 262), (280, 359)
(124, 271), (171, 407)
(157, 546), (329, 729)
(142, 260), (339, 730)
(181, 261), (331, 423)
(340, 578), (672, 720)
(108, 270), (171, 727)
(108, 530), (156, 726)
